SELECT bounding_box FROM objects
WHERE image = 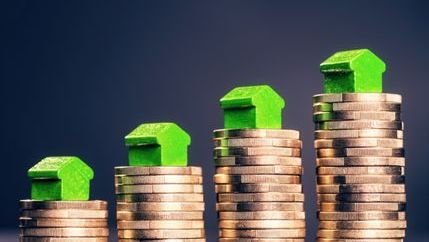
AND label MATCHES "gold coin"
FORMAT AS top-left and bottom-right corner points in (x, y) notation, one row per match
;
(317, 167), (404, 175)
(317, 175), (405, 184)
(218, 193), (304, 202)
(214, 147), (301, 157)
(116, 220), (204, 229)
(318, 202), (406, 212)
(318, 211), (406, 221)
(216, 166), (302, 175)
(213, 129), (300, 139)
(318, 220), (407, 229)
(116, 202), (204, 211)
(219, 228), (305, 238)
(116, 193), (204, 202)
(317, 184), (405, 194)
(317, 229), (405, 238)
(218, 211), (305, 220)
(216, 202), (304, 211)
(214, 174), (301, 184)
(20, 227), (109, 237)
(219, 239), (304, 242)
(115, 175), (203, 185)
(20, 238), (108, 242)
(315, 120), (403, 130)
(316, 148), (404, 158)
(313, 102), (401, 112)
(21, 209), (108, 219)
(214, 138), (302, 148)
(117, 229), (205, 239)
(116, 211), (203, 220)
(312, 93), (402, 103)
(219, 220), (305, 229)
(215, 184), (302, 193)
(317, 193), (406, 203)
(316, 157), (405, 167)
(115, 184), (203, 194)
(215, 156), (302, 167)
(315, 129), (403, 139)
(19, 218), (108, 228)
(314, 138), (403, 149)
(115, 166), (202, 176)
(313, 111), (400, 122)
(19, 200), (107, 210)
